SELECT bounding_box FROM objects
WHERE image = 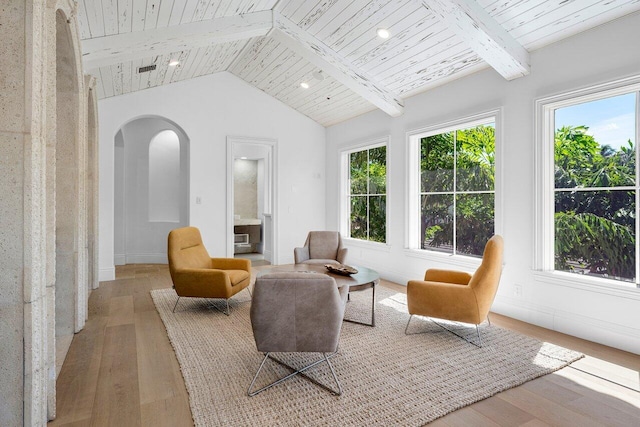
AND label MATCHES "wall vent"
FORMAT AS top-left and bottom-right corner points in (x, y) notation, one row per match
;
(138, 65), (156, 73)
